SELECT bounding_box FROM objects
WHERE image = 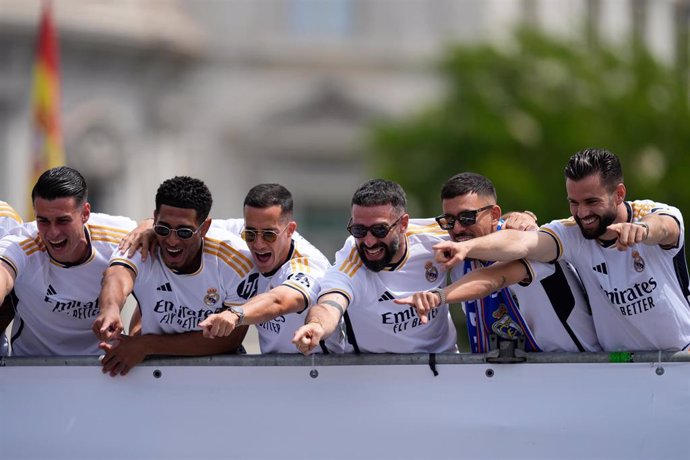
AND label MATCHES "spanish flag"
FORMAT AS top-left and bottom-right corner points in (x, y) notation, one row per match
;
(29, 1), (64, 205)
